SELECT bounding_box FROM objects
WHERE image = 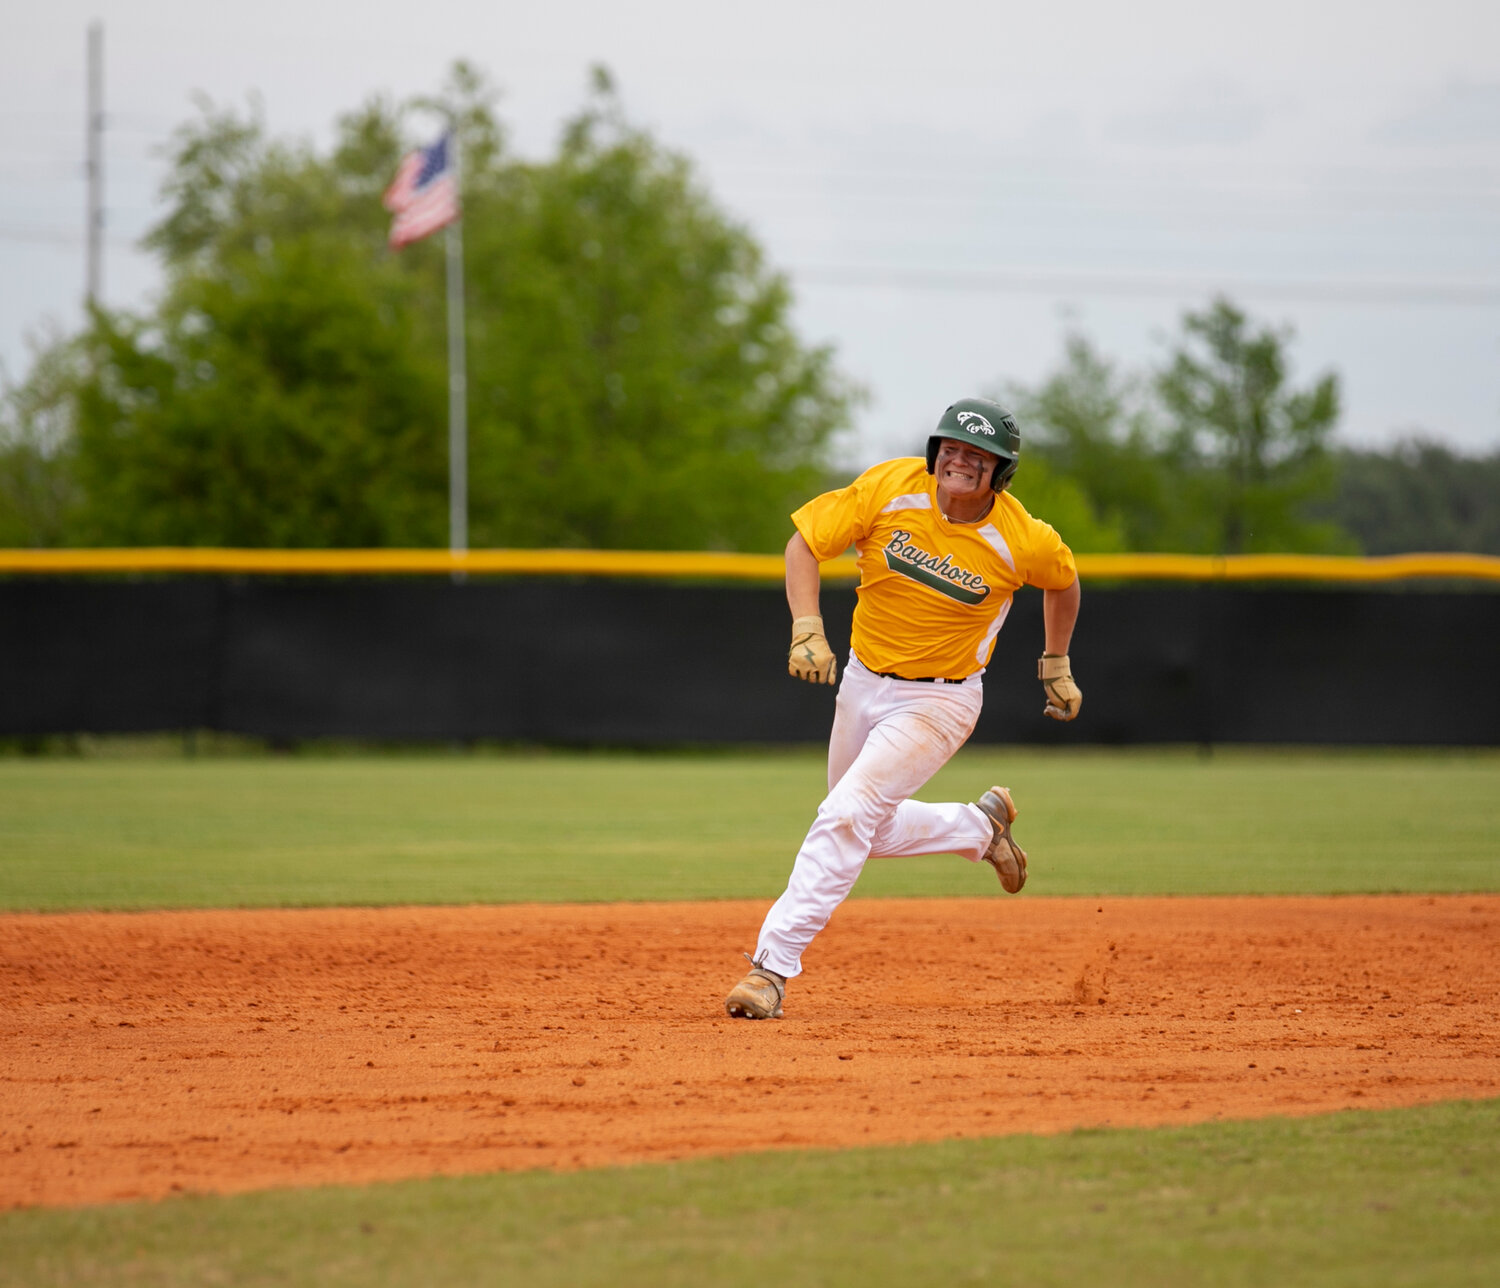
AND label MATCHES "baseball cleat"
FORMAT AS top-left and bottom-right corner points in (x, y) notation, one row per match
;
(976, 786), (1027, 893)
(725, 958), (786, 1019)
